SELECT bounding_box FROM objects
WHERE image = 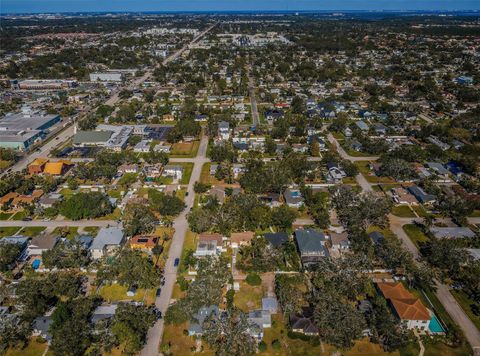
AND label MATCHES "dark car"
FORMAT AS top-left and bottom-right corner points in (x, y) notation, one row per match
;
(156, 310), (163, 319)
(22, 217), (32, 221)
(156, 288), (161, 297)
(174, 258), (180, 267)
